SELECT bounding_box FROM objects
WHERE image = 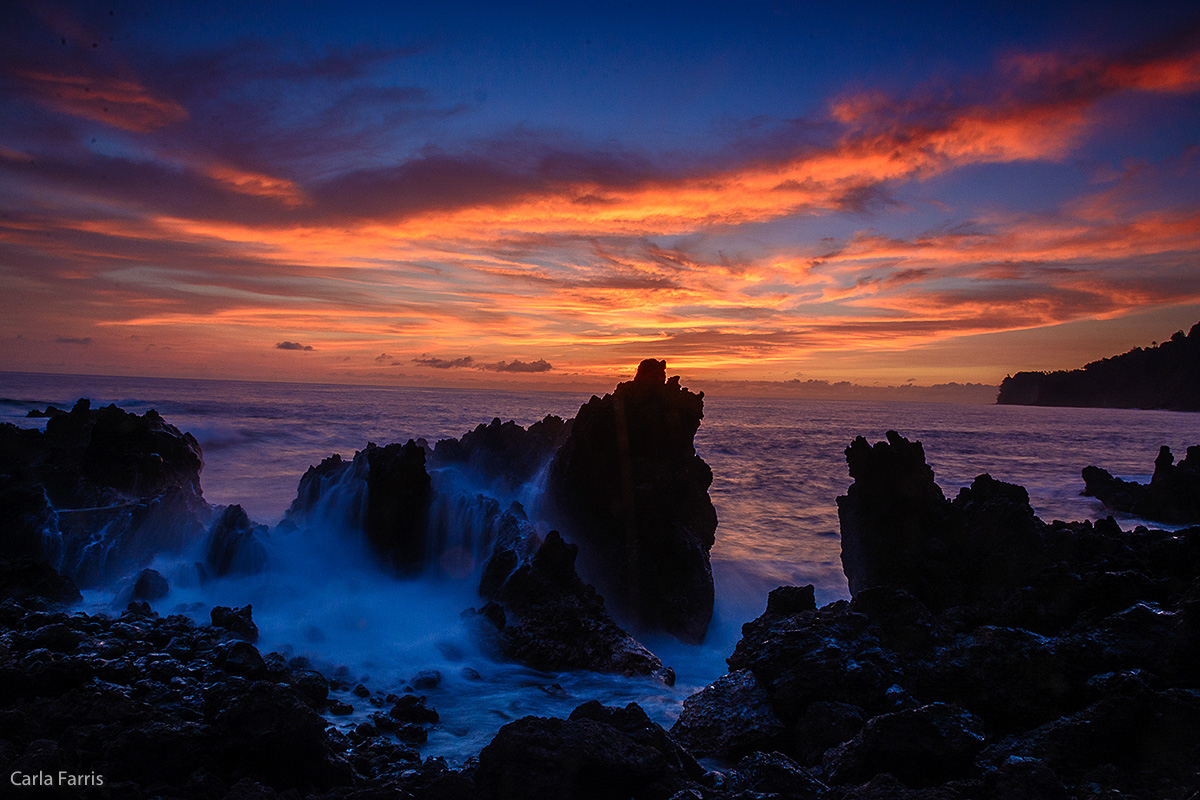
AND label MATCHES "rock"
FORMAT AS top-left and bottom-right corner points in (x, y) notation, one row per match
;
(205, 680), (352, 789)
(203, 504), (268, 578)
(211, 604), (259, 643)
(670, 669), (786, 760)
(413, 669), (442, 690)
(474, 701), (704, 800)
(327, 699), (353, 715)
(546, 359), (717, 642)
(1083, 445), (1200, 524)
(0, 558), (80, 604)
(794, 701), (867, 765)
(289, 669), (329, 706)
(131, 568), (169, 601)
(823, 703), (986, 787)
(0, 482), (61, 562)
(727, 750), (826, 798)
(431, 414), (571, 493)
(283, 441), (432, 569)
(836, 431), (956, 605)
(468, 531), (664, 677)
(389, 694), (439, 724)
(364, 440), (433, 567)
(220, 641), (269, 680)
(0, 402), (210, 584)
